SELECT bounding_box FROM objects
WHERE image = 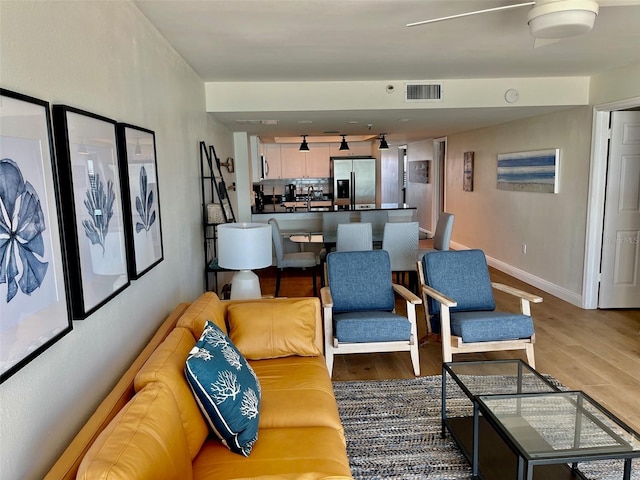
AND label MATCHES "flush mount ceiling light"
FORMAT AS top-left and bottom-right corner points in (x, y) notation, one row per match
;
(378, 134), (389, 150)
(299, 134), (310, 152)
(339, 135), (350, 151)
